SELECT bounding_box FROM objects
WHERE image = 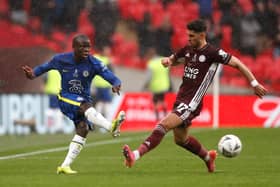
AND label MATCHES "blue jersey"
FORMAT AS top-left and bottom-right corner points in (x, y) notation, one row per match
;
(33, 52), (121, 125)
(34, 52), (121, 99)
